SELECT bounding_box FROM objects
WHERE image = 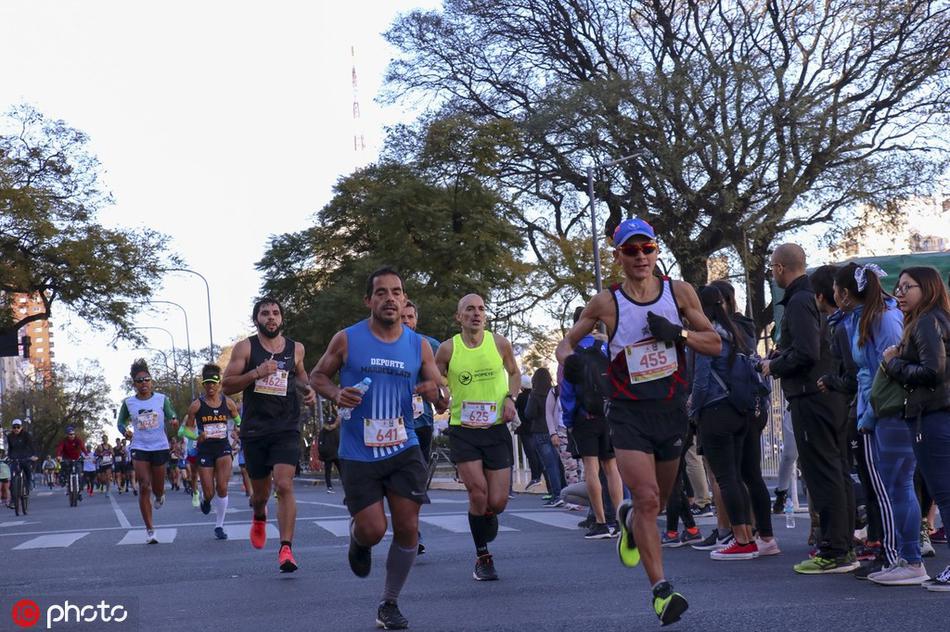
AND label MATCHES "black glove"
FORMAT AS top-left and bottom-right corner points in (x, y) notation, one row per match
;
(647, 311), (683, 343)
